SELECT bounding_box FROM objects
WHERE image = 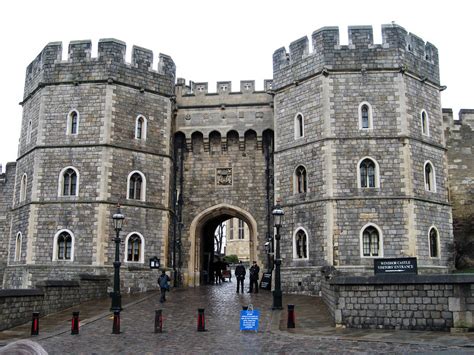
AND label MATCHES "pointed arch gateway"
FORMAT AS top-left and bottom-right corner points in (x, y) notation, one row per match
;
(185, 203), (259, 287)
